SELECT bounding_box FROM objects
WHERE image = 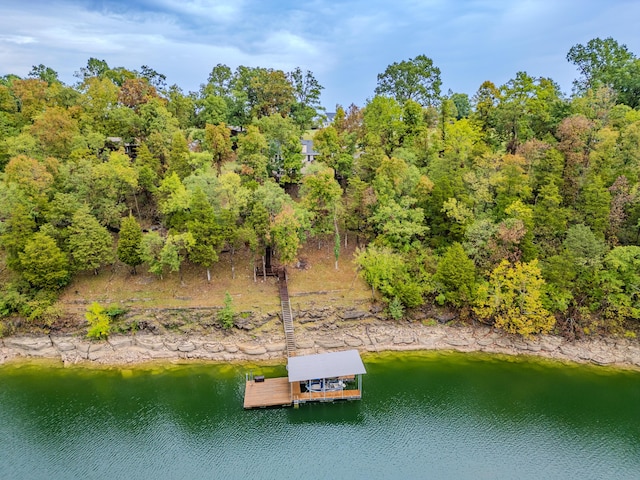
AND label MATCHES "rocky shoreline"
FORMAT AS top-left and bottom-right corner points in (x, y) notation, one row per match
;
(2, 306), (640, 369)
